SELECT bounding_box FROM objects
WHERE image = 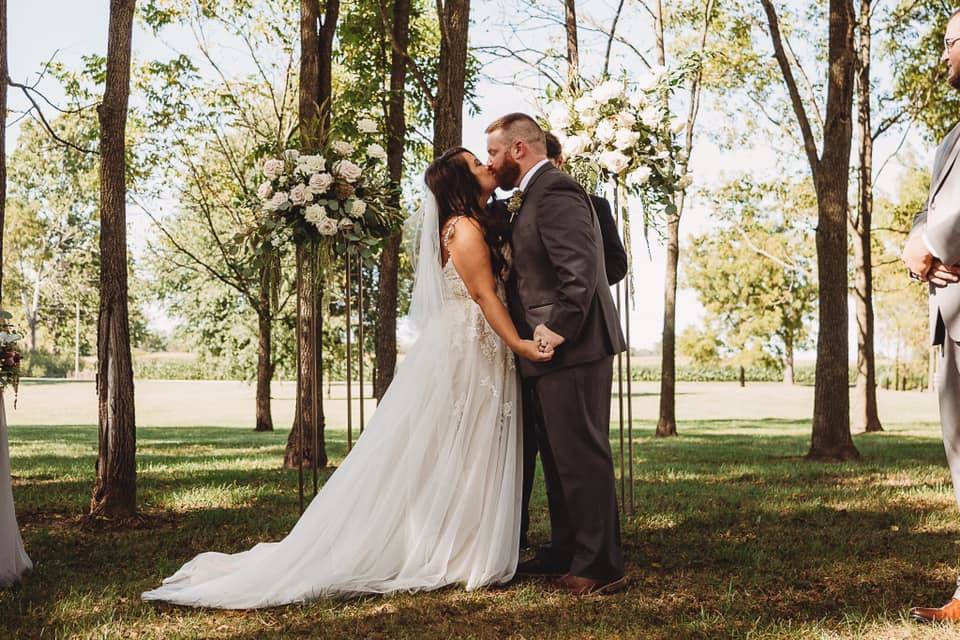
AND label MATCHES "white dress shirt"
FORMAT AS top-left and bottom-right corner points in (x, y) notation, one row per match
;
(518, 158), (550, 192)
